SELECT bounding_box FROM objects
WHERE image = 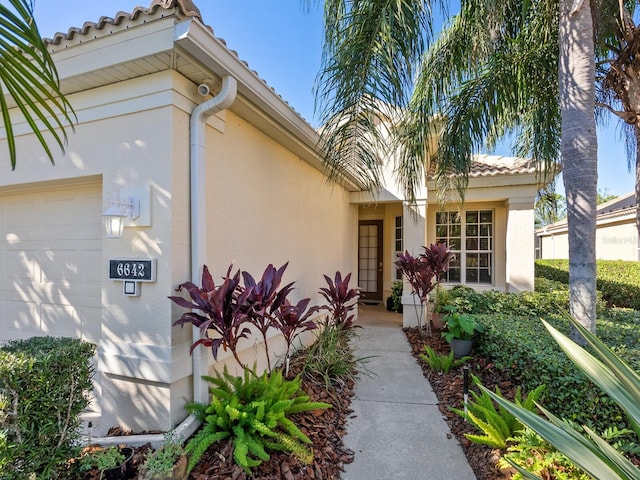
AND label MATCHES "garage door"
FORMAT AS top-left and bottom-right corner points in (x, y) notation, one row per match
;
(0, 181), (102, 344)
